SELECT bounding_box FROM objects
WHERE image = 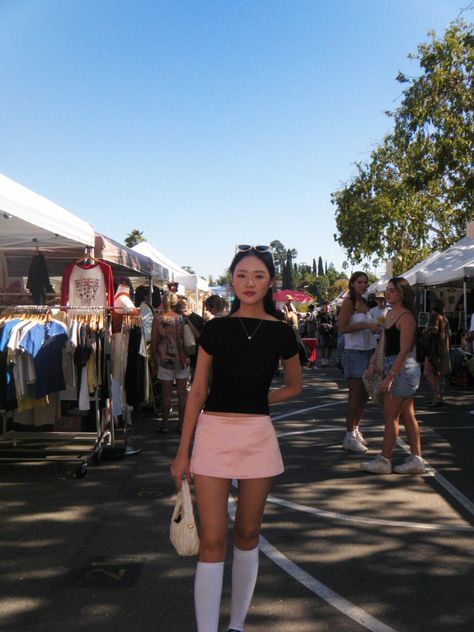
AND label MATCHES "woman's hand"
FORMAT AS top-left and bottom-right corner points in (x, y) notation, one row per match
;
(170, 453), (191, 490)
(367, 321), (380, 333)
(379, 375), (393, 393)
(365, 363), (376, 379)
